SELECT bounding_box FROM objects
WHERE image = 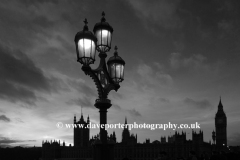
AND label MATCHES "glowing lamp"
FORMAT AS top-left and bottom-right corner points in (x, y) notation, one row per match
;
(75, 19), (97, 66)
(93, 12), (113, 53)
(107, 46), (125, 83)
